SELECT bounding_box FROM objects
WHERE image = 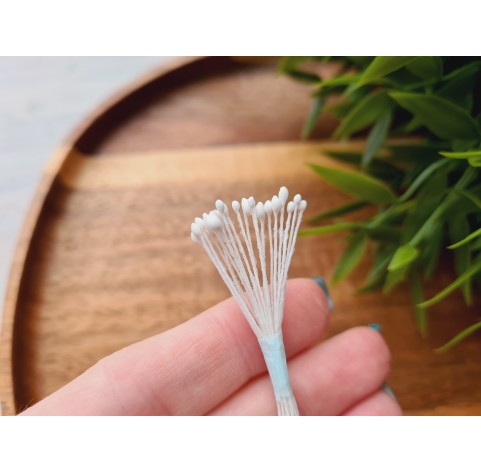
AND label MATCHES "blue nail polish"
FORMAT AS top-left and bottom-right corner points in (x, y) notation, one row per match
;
(368, 322), (381, 332)
(382, 383), (397, 401)
(312, 276), (334, 312)
(368, 323), (397, 401)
